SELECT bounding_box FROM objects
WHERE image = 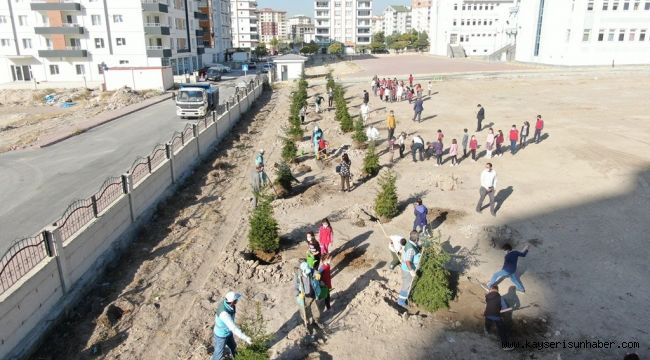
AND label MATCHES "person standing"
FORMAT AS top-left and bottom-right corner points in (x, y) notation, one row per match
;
(317, 254), (333, 310)
(476, 104), (485, 132)
(411, 134), (425, 162)
(339, 153), (352, 192)
(300, 104), (307, 124)
(306, 231), (321, 270)
(486, 244), (529, 292)
(413, 198), (428, 231)
(379, 86), (385, 102)
(495, 130), (504, 157)
(484, 285), (515, 351)
(508, 125), (519, 155)
(255, 149), (267, 186)
(461, 128), (469, 158)
(433, 138), (444, 166)
(386, 110), (397, 141)
(360, 102), (370, 123)
(470, 135), (478, 161)
(397, 132), (407, 158)
(485, 128), (495, 158)
(427, 80), (433, 96)
(318, 218), (333, 255)
(449, 139), (459, 166)
(371, 78), (377, 96)
(327, 87), (334, 108)
(398, 231), (420, 308)
(315, 94), (324, 113)
(534, 115), (544, 143)
(520, 121), (530, 147)
(476, 162), (497, 216)
(312, 126), (323, 159)
(388, 235), (407, 270)
(363, 89), (370, 105)
(412, 97), (424, 122)
(212, 291), (252, 360)
(295, 262), (323, 328)
(408, 74), (414, 87)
